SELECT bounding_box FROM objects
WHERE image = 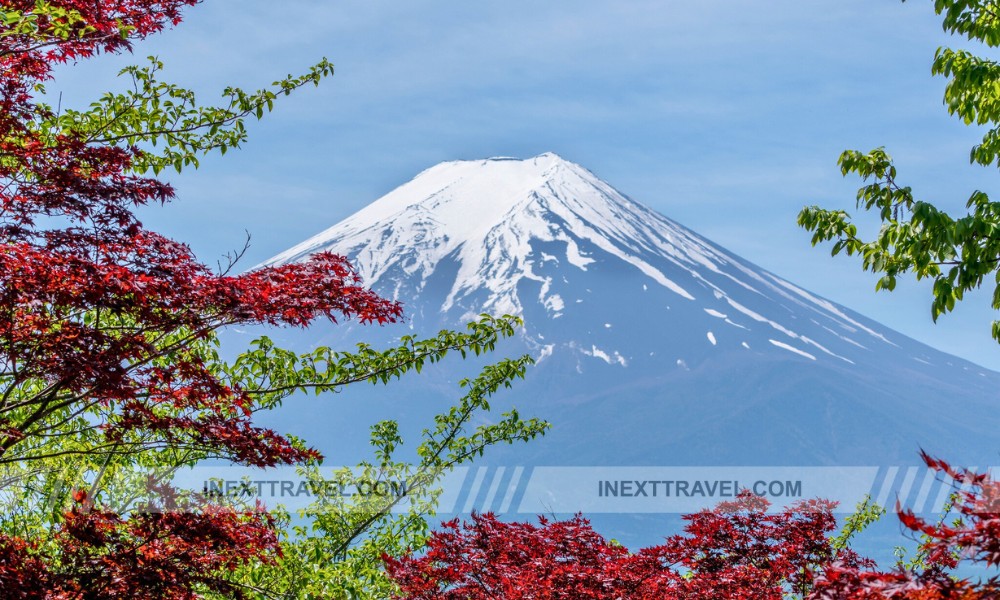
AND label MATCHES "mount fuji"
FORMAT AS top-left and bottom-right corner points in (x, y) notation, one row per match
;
(259, 153), (1000, 468)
